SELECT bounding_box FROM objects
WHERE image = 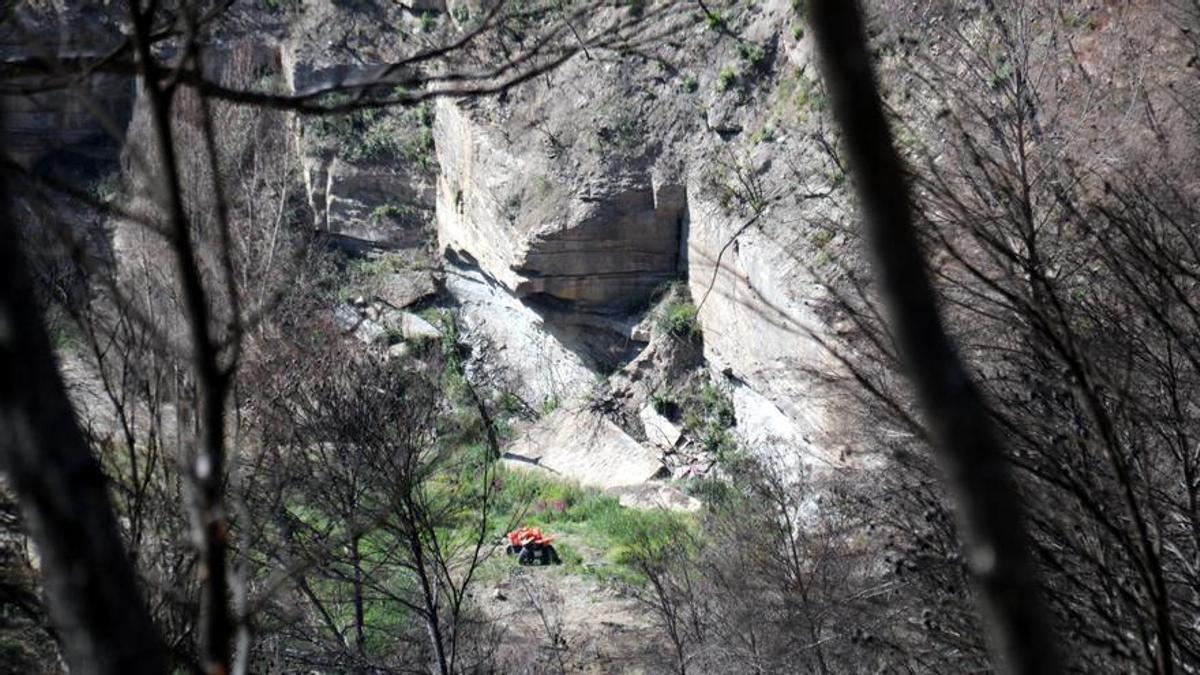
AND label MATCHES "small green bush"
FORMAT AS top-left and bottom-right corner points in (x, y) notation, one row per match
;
(700, 383), (735, 426)
(419, 11), (436, 32)
(681, 73), (699, 93)
(370, 203), (408, 222)
(308, 97), (435, 168)
(716, 67), (737, 92)
(754, 123), (777, 143)
(737, 41), (766, 67)
(659, 301), (700, 340)
(499, 391), (524, 415)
